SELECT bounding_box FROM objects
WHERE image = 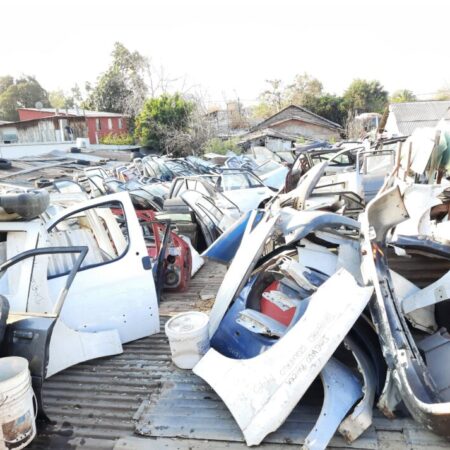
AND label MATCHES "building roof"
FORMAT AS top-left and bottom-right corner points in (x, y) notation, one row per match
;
(0, 115), (86, 128)
(18, 107), (126, 118)
(389, 101), (450, 135)
(252, 105), (343, 133)
(238, 128), (297, 145)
